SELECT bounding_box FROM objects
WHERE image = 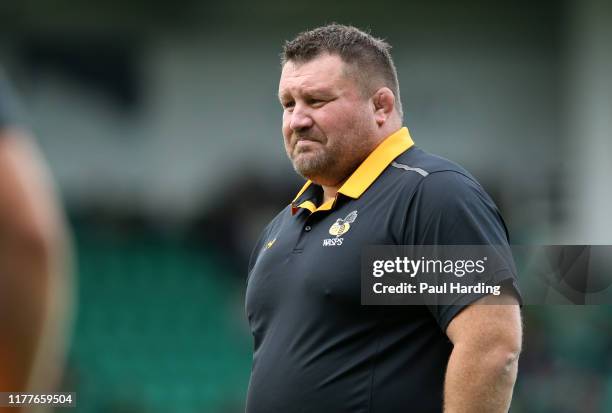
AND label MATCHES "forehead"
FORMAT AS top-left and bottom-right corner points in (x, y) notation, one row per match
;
(279, 54), (350, 94)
